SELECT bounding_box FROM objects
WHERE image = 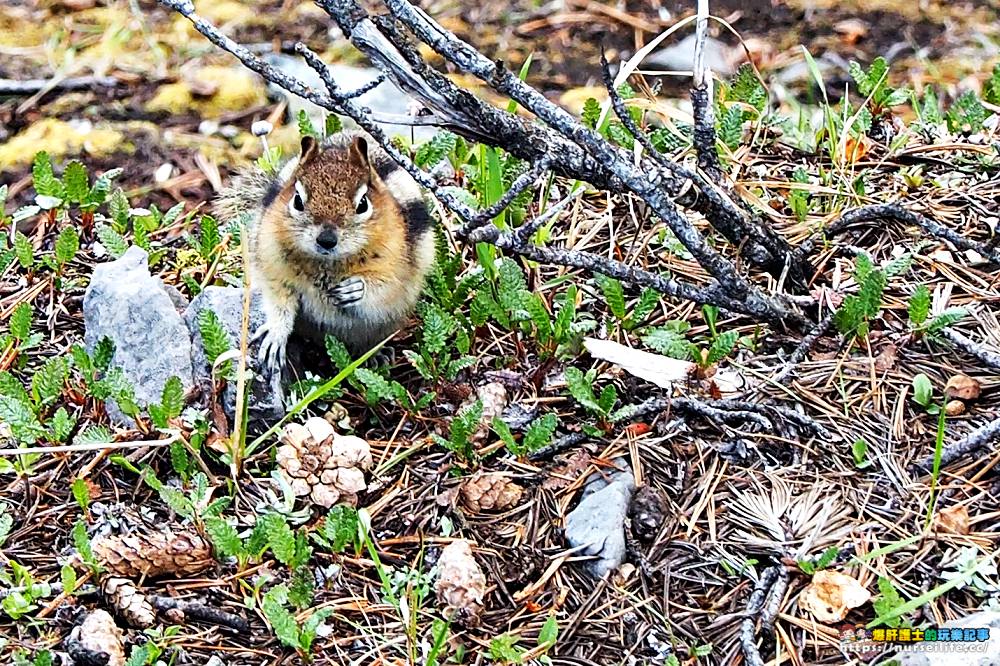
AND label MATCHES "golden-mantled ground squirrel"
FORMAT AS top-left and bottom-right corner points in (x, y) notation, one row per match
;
(215, 131), (436, 377)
